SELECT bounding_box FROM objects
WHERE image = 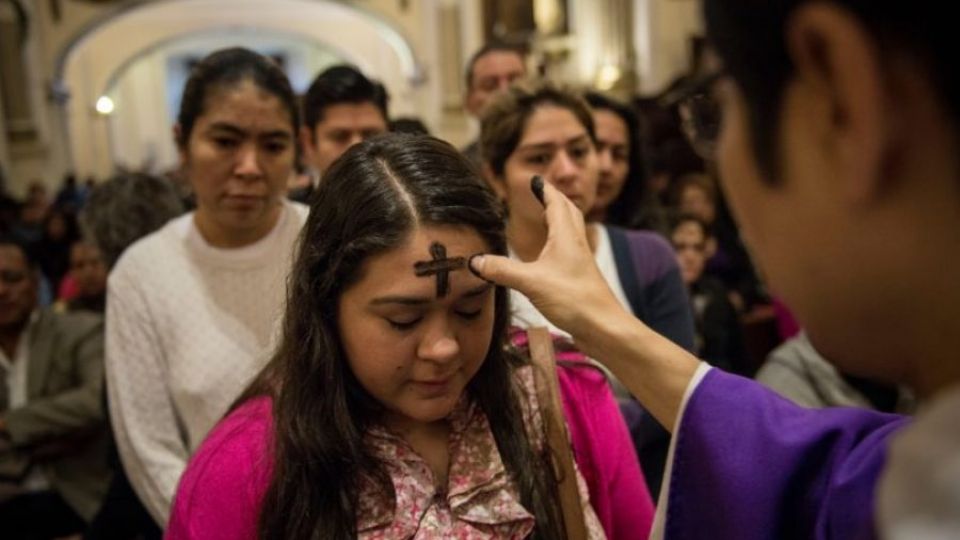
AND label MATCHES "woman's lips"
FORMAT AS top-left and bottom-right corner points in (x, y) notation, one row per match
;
(223, 194), (265, 208)
(410, 377), (454, 397)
